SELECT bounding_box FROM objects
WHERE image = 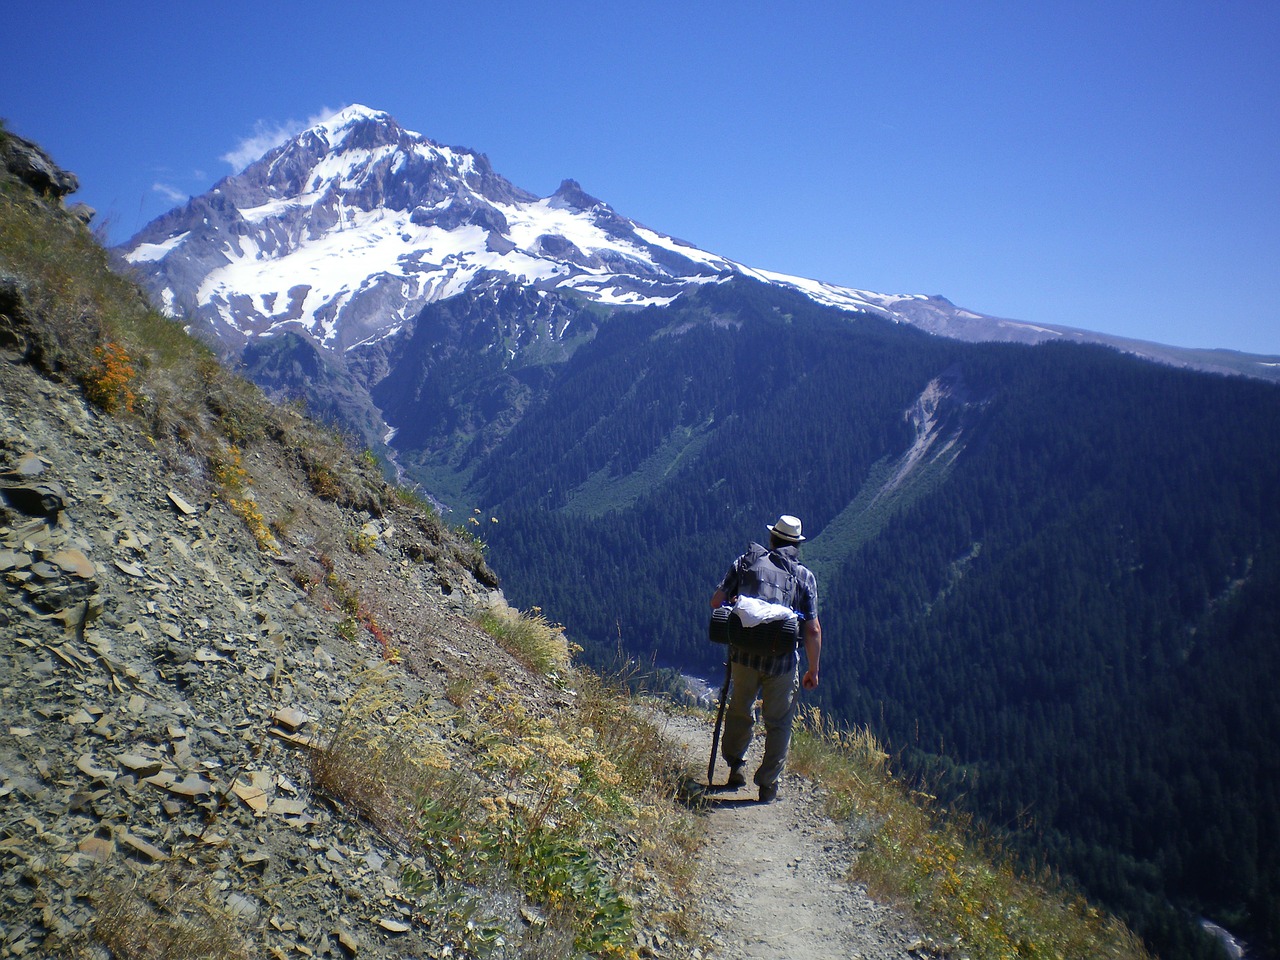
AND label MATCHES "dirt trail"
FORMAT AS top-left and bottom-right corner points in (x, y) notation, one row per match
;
(654, 709), (922, 960)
